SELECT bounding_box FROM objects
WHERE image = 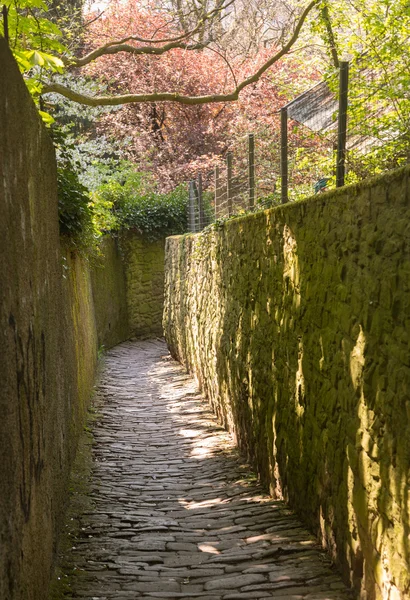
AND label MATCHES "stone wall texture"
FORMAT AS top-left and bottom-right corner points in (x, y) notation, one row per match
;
(163, 166), (410, 600)
(0, 40), (98, 600)
(89, 233), (165, 345)
(89, 236), (129, 349)
(0, 40), (165, 599)
(121, 234), (165, 338)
